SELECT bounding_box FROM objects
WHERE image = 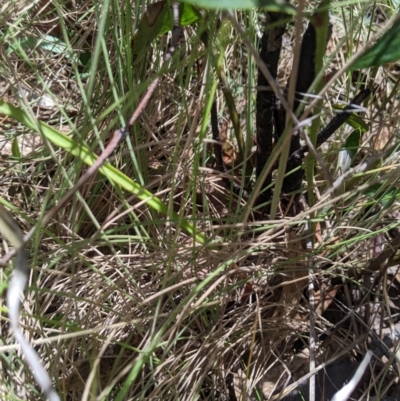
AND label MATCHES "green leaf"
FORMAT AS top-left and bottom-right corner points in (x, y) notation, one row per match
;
(346, 114), (368, 132)
(132, 1), (202, 63)
(179, 0), (295, 13)
(132, 1), (169, 62)
(180, 3), (203, 26)
(350, 17), (400, 70)
(11, 137), (21, 158)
